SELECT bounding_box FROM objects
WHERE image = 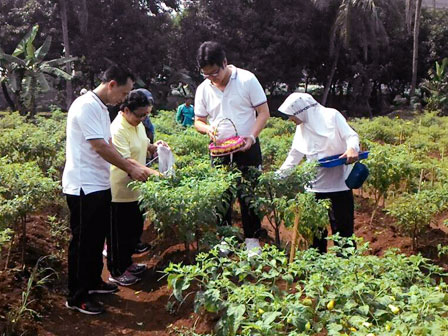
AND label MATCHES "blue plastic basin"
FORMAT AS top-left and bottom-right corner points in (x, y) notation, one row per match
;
(318, 151), (369, 168)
